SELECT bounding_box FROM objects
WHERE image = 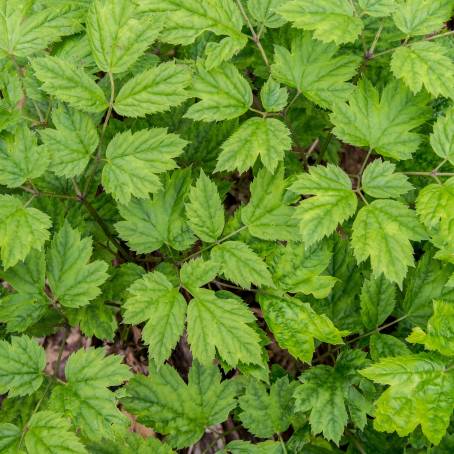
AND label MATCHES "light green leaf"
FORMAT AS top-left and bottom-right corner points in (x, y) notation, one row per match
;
(113, 62), (191, 117)
(361, 353), (454, 444)
(391, 41), (454, 99)
(407, 300), (454, 356)
(295, 350), (370, 445)
(184, 63), (253, 121)
(289, 164), (357, 246)
(430, 108), (454, 165)
(241, 166), (298, 241)
(392, 0), (453, 36)
(123, 361), (237, 448)
(247, 0), (287, 28)
(239, 376), (297, 438)
(25, 411), (88, 454)
(260, 77), (288, 112)
(40, 105), (99, 178)
(211, 240), (274, 289)
(216, 117), (291, 173)
(0, 125), (48, 187)
(0, 195), (51, 269)
(259, 293), (347, 363)
(47, 222), (109, 308)
(0, 423), (20, 452)
(330, 79), (430, 160)
(187, 288), (262, 367)
(358, 0), (397, 16)
(362, 159), (413, 199)
(123, 272), (186, 365)
(87, 0), (161, 73)
(102, 128), (186, 204)
(0, 335), (46, 397)
(352, 200), (427, 286)
(180, 258), (220, 294)
(271, 31), (359, 108)
(278, 0), (364, 44)
(32, 56), (108, 113)
(360, 274), (396, 330)
(116, 169), (195, 253)
(186, 170), (225, 242)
